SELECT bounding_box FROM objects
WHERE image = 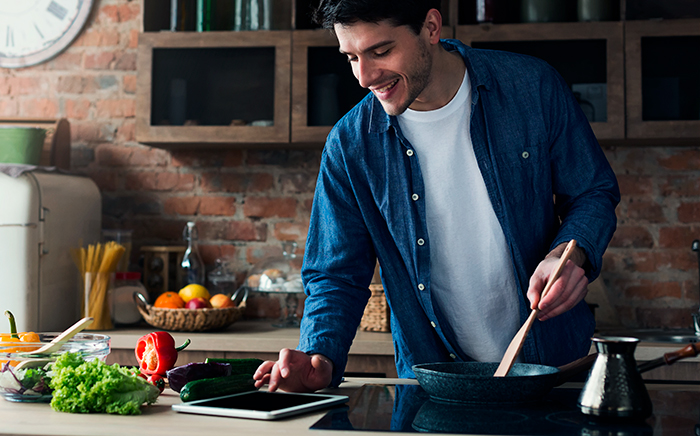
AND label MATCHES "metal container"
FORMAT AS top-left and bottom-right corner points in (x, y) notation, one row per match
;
(578, 337), (653, 420)
(0, 126), (46, 165)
